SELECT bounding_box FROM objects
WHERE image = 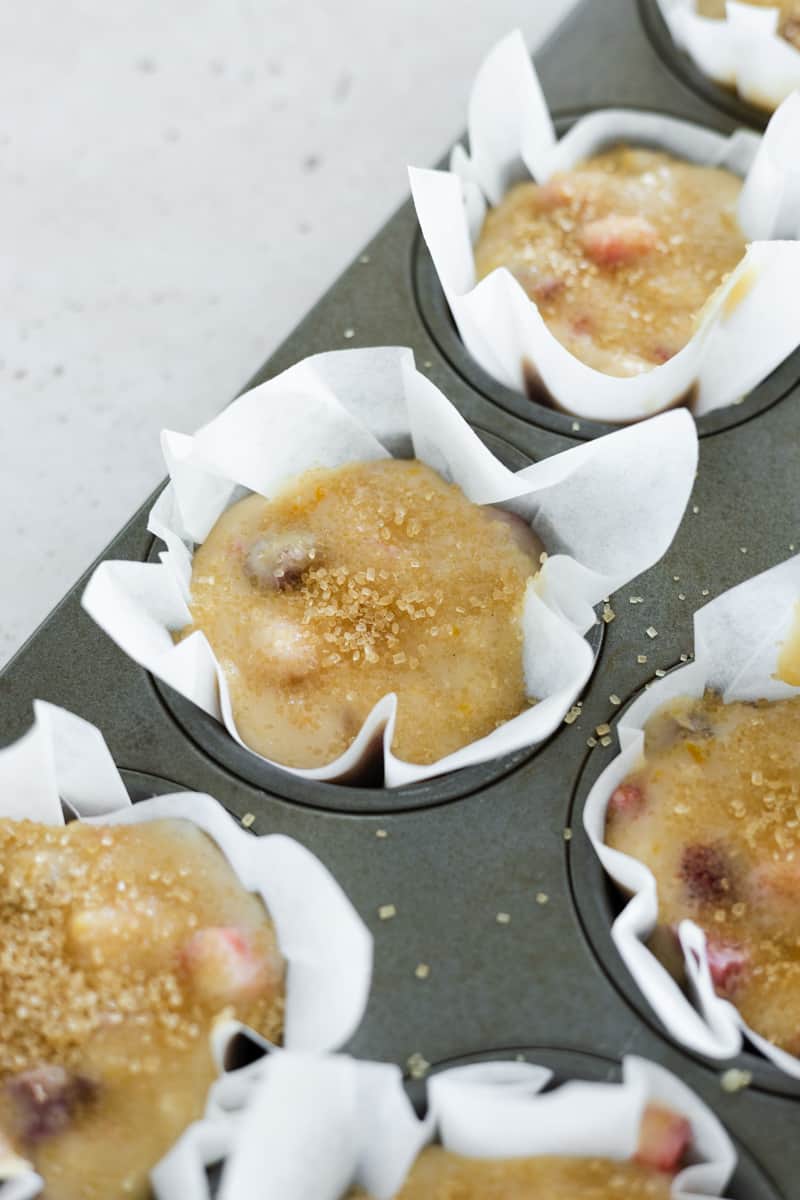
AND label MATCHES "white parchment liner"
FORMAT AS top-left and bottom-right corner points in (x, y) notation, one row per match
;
(153, 1051), (736, 1199)
(81, 346), (698, 787)
(409, 30), (800, 422)
(0, 701), (373, 1197)
(658, 1), (800, 112)
(584, 554), (800, 1074)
